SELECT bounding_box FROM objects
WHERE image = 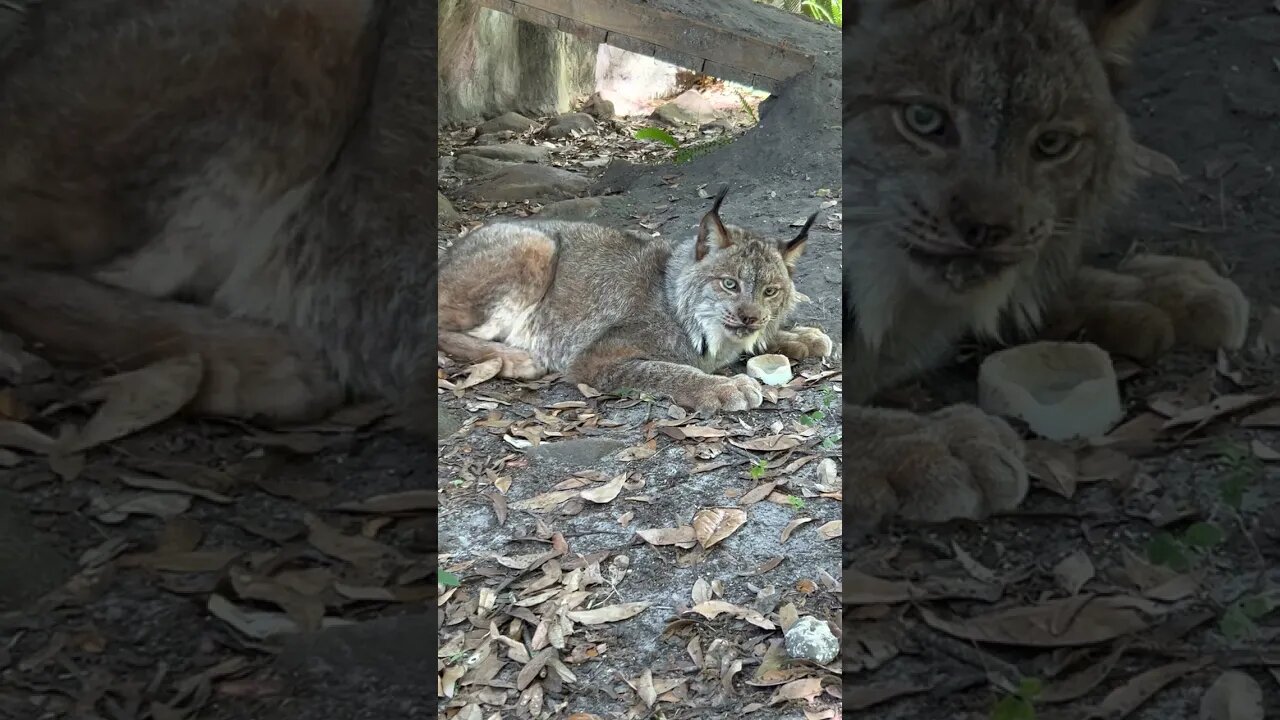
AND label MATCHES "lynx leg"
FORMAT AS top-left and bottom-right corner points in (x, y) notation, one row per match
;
(0, 266), (343, 422)
(438, 331), (546, 379)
